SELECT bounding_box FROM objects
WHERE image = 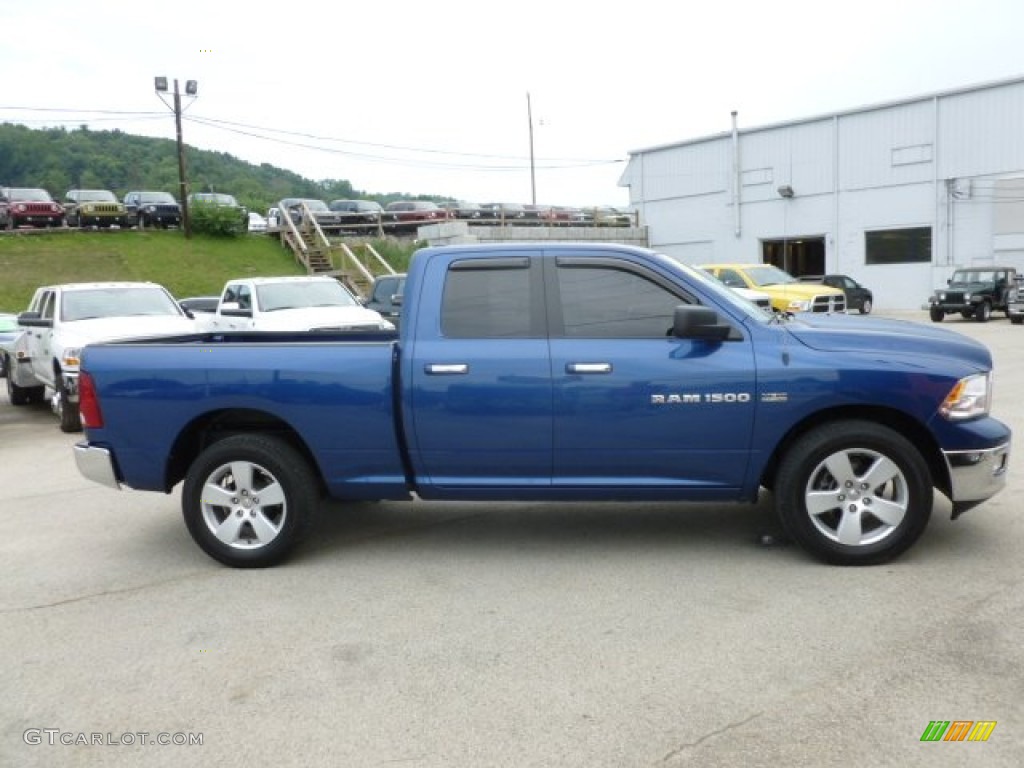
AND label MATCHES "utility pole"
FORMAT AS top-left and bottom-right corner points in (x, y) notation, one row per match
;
(527, 92), (536, 205)
(155, 76), (197, 239)
(172, 80), (191, 238)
